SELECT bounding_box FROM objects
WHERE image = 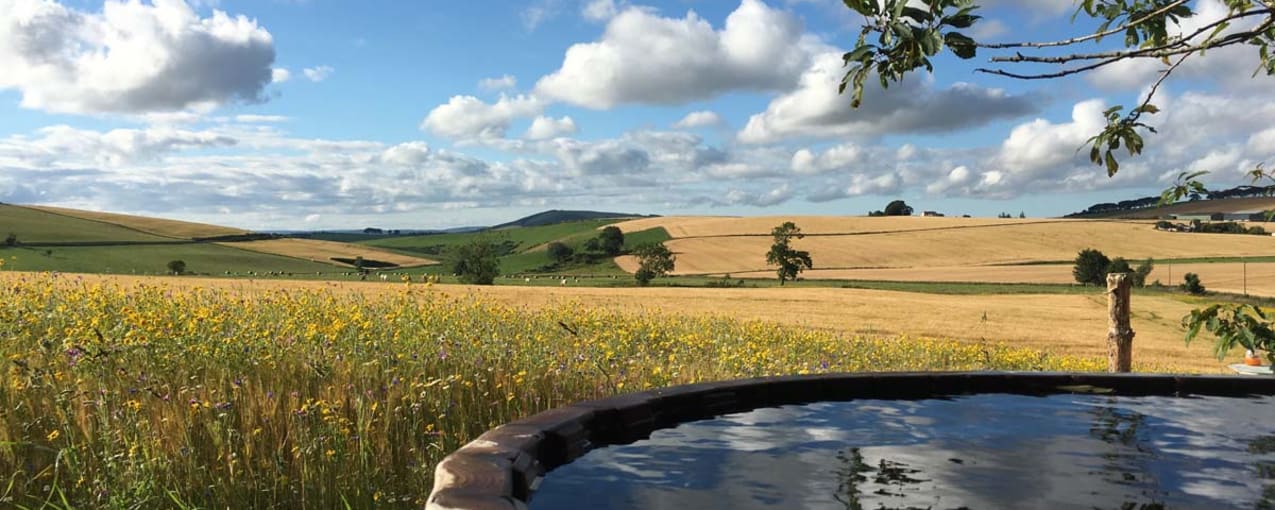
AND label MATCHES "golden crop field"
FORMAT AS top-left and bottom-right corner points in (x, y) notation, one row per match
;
(610, 215), (1029, 237)
(728, 261), (1275, 297)
(610, 217), (1275, 276)
(0, 272), (1127, 508)
(220, 238), (437, 268)
(28, 205), (249, 239)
